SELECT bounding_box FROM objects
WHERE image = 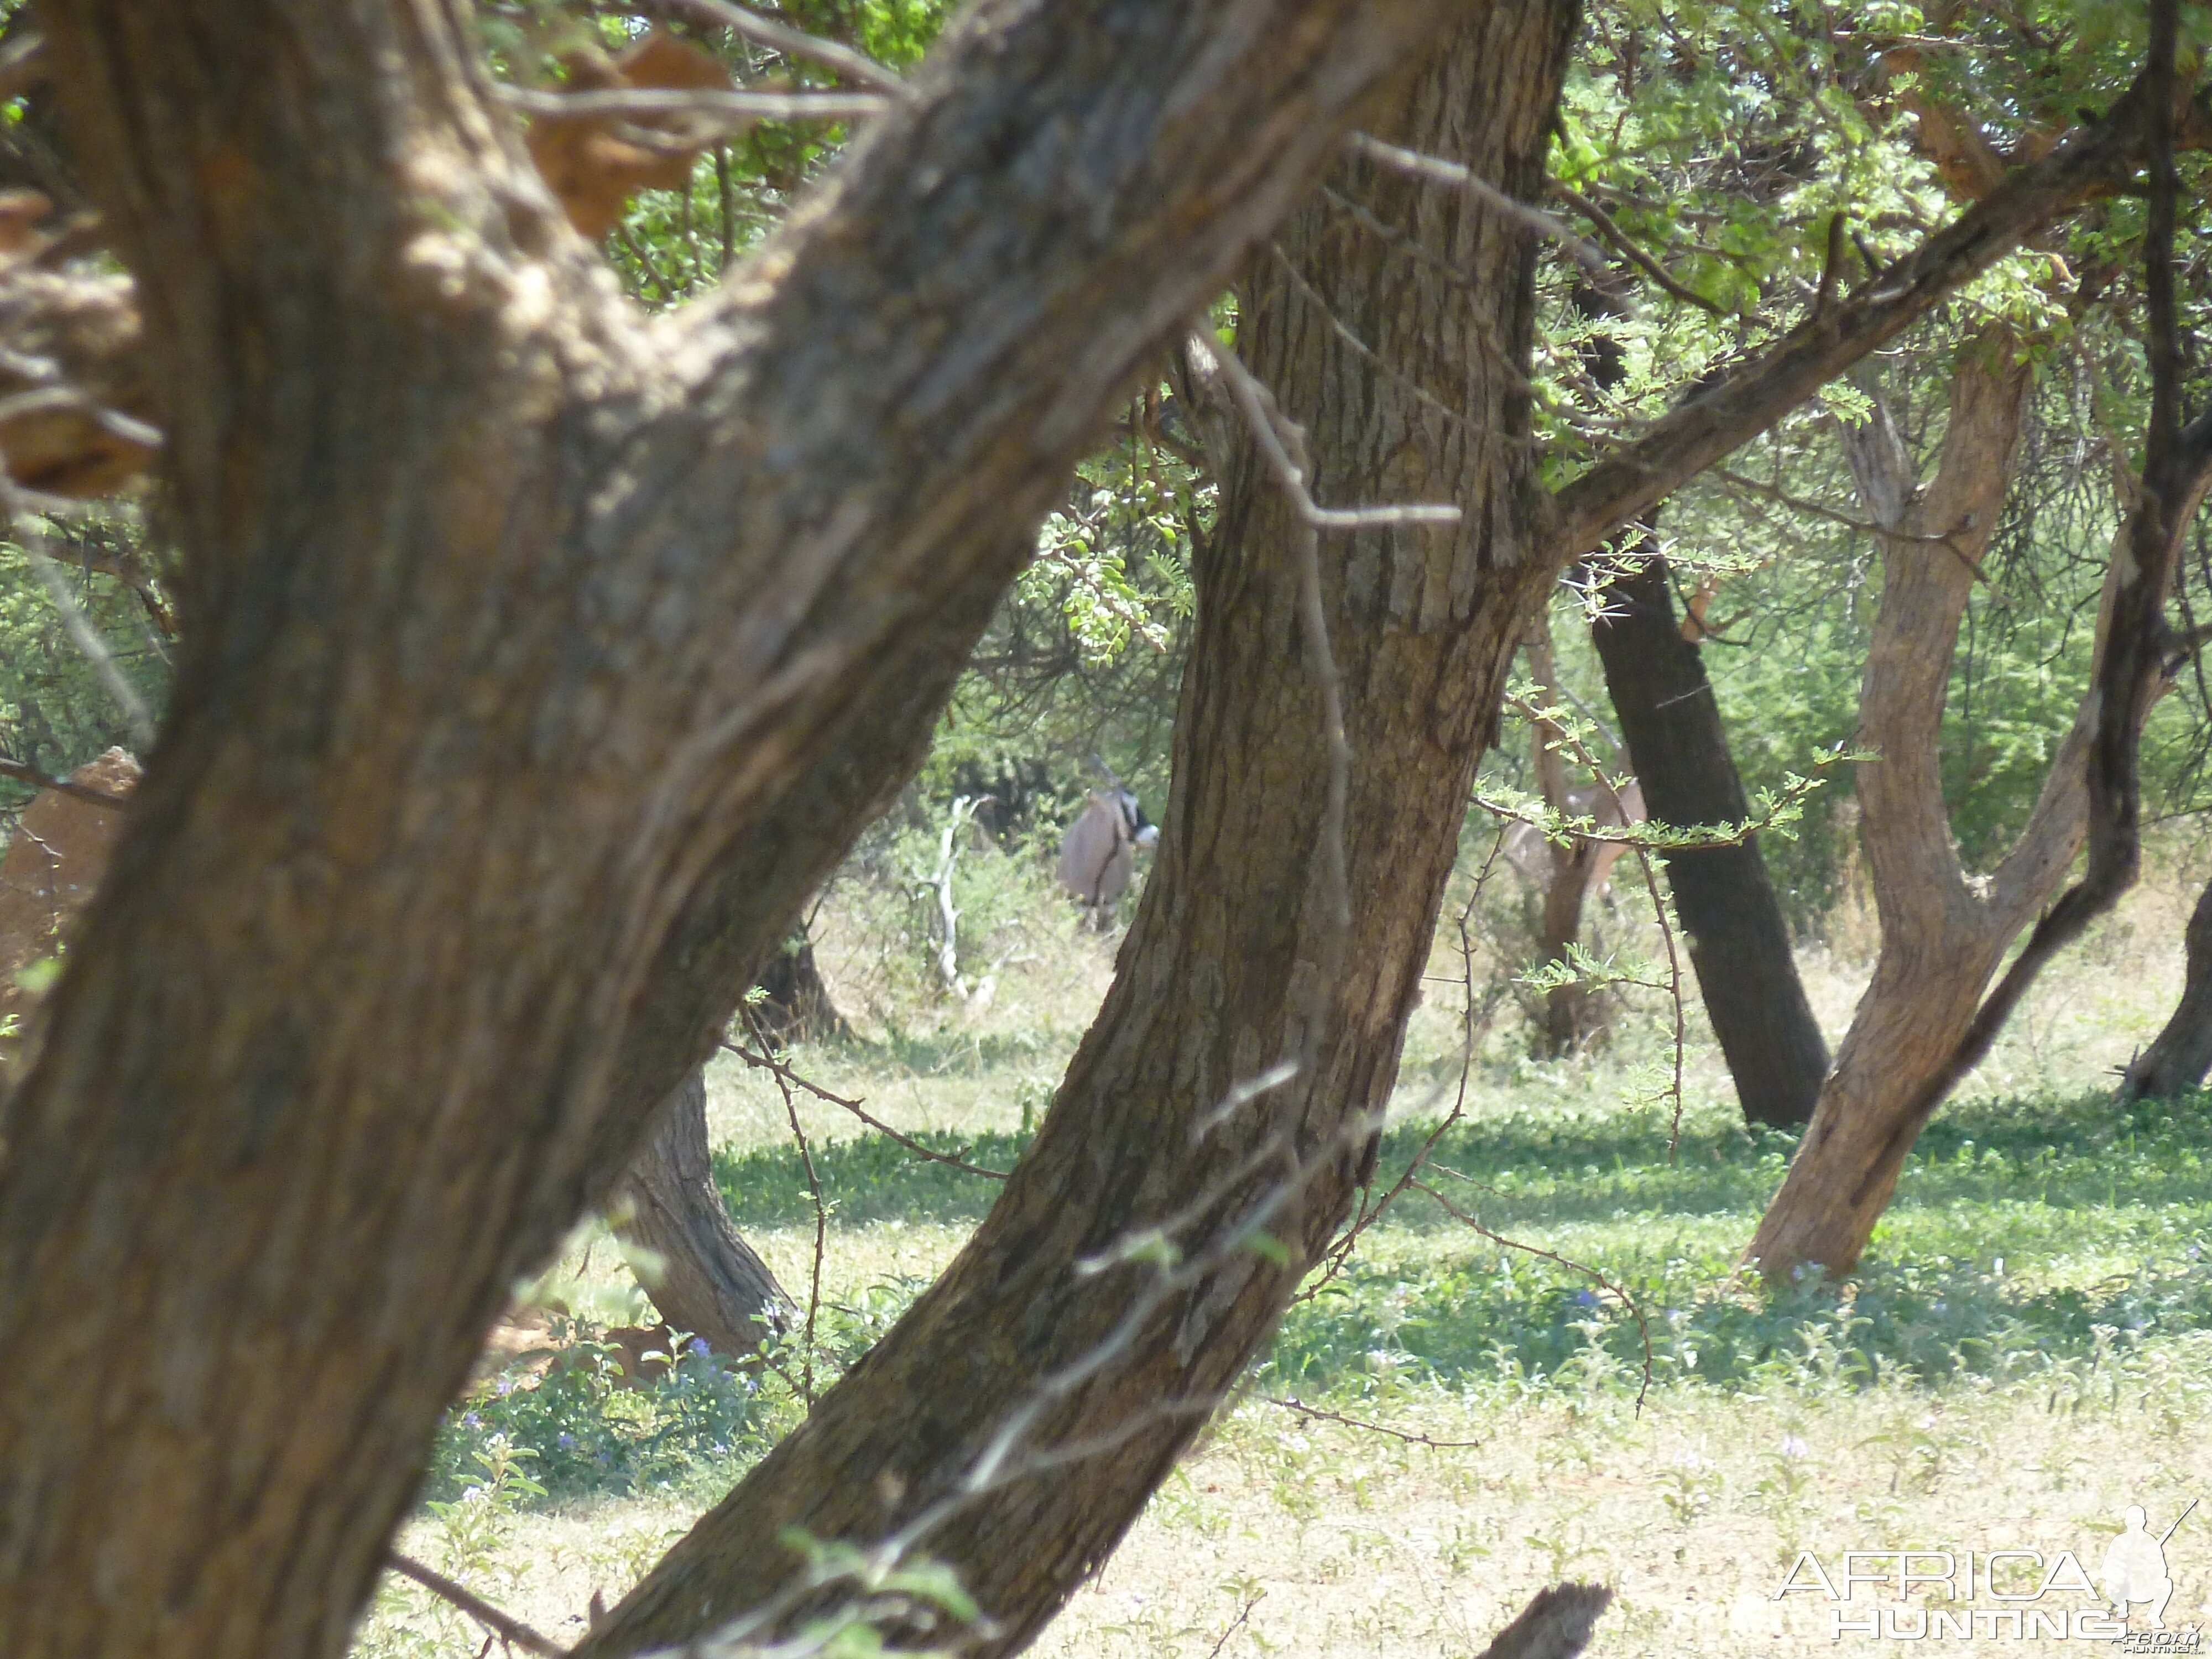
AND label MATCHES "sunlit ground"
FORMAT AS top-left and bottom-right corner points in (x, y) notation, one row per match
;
(354, 865), (2212, 1657)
